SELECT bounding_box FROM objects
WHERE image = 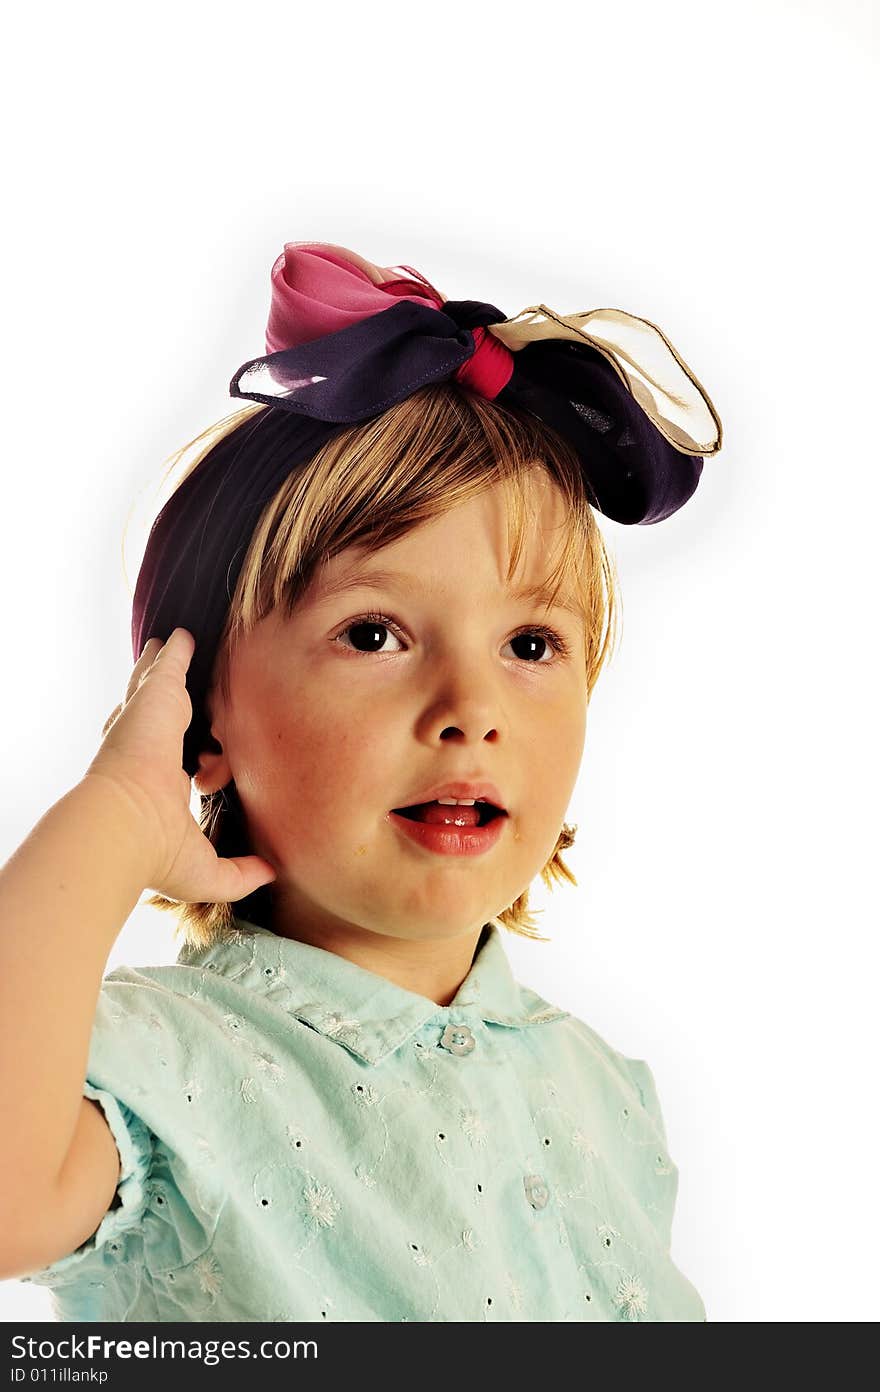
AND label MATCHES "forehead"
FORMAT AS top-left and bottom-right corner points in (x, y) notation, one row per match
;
(307, 559), (584, 620)
(304, 479), (583, 619)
